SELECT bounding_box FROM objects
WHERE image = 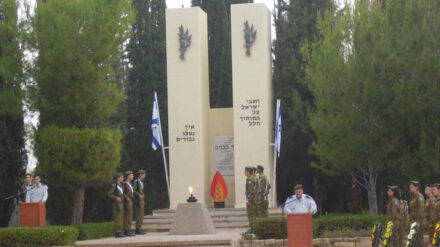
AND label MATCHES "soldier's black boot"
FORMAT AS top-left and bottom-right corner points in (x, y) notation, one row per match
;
(135, 229), (146, 235)
(125, 230), (135, 237)
(115, 232), (127, 238)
